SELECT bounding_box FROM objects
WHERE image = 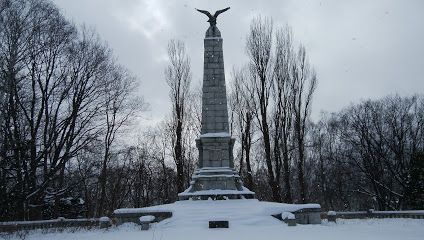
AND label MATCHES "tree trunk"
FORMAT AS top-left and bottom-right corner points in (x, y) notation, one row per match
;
(175, 109), (185, 193)
(244, 113), (254, 191)
(261, 112), (281, 202)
